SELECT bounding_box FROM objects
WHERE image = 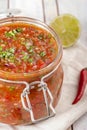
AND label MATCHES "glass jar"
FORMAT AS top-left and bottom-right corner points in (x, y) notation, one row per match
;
(0, 16), (63, 125)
